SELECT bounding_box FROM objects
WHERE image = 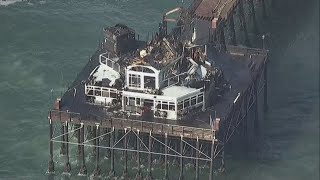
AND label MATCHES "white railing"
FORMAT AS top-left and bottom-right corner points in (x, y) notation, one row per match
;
(162, 72), (188, 88)
(85, 84), (118, 98)
(99, 53), (121, 73)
